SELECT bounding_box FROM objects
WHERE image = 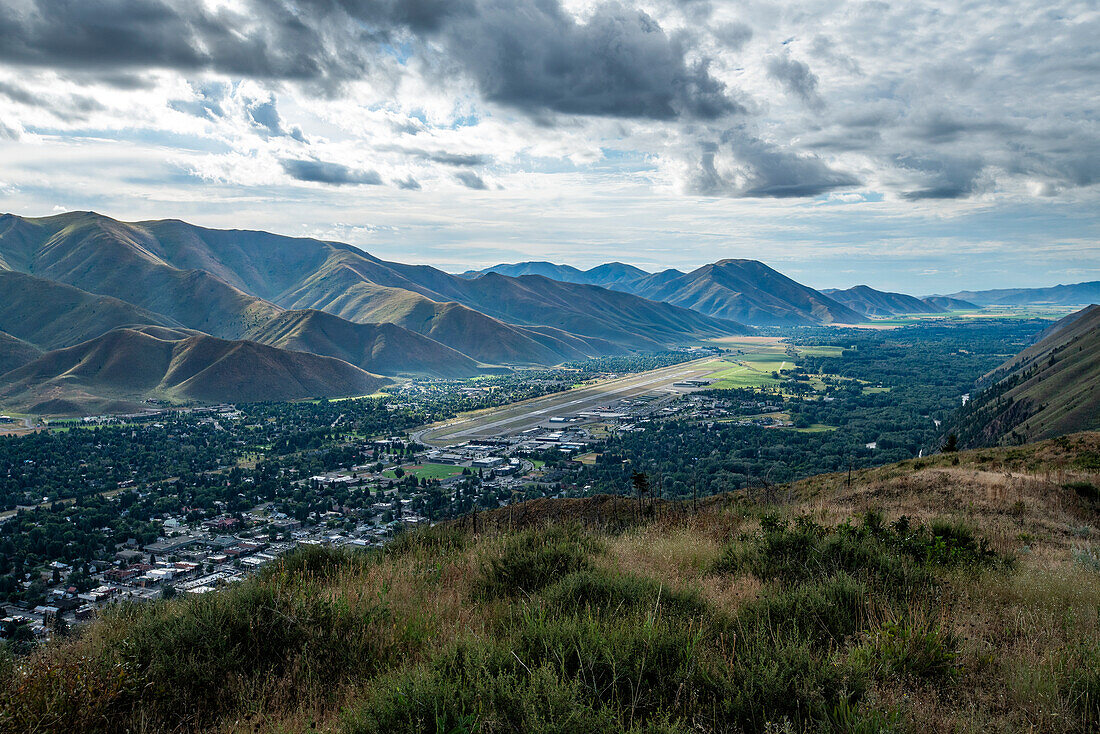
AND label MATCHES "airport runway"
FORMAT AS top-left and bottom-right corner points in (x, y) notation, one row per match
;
(417, 358), (720, 446)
